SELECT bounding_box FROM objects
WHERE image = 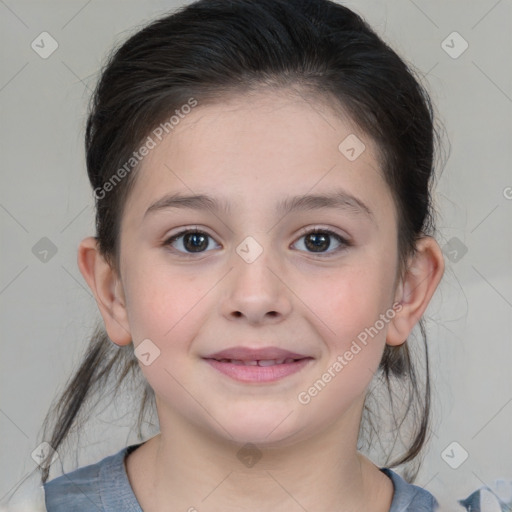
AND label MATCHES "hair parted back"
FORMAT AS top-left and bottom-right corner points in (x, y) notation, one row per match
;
(37, 0), (444, 484)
